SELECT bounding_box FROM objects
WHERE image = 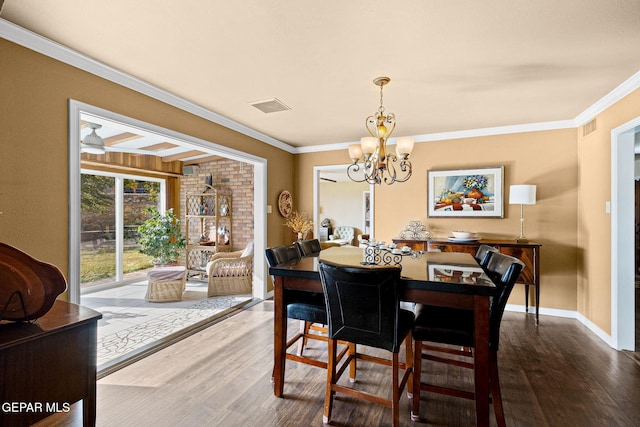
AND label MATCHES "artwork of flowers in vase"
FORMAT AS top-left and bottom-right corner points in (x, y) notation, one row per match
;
(427, 166), (504, 217)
